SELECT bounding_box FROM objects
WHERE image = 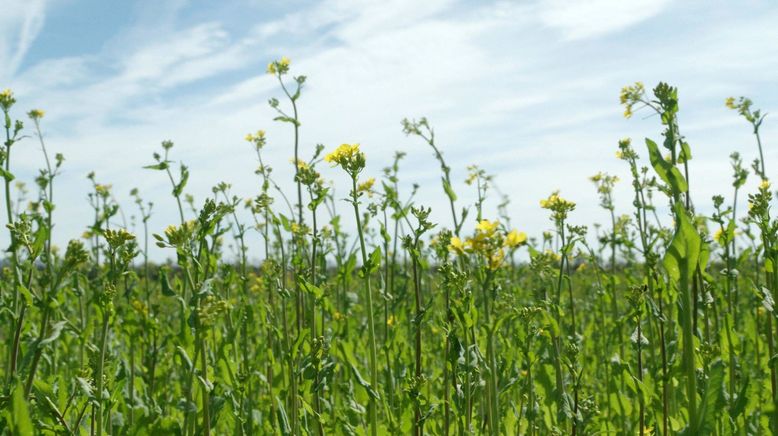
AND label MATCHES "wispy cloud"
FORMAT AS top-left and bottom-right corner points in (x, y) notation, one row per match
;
(537, 0), (672, 40)
(0, 0), (48, 80)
